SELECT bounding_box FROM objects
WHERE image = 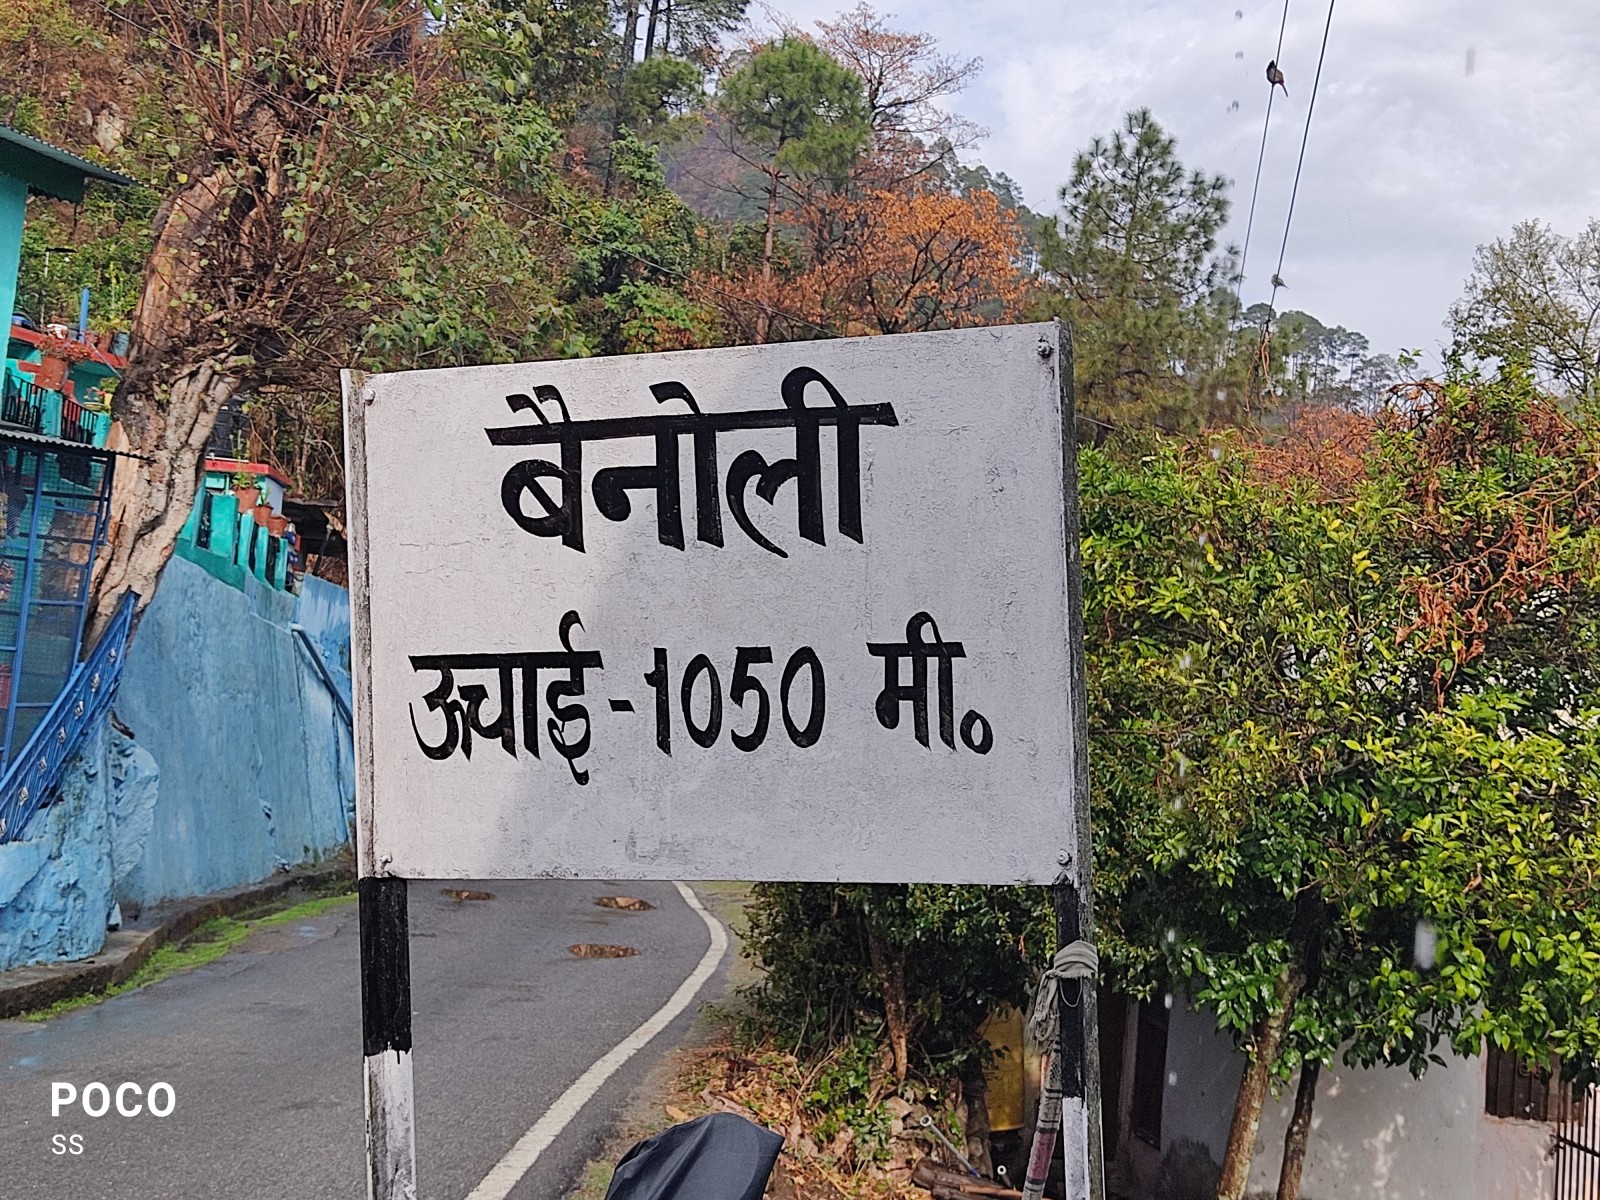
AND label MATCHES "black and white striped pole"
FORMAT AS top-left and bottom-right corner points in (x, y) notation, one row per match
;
(347, 369), (419, 1200)
(360, 877), (416, 1199)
